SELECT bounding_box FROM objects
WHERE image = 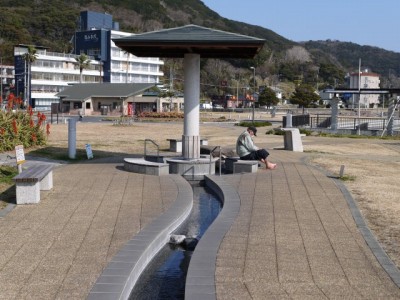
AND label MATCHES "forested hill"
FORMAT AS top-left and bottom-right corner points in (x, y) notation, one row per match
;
(0, 0), (399, 86)
(0, 0), (294, 60)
